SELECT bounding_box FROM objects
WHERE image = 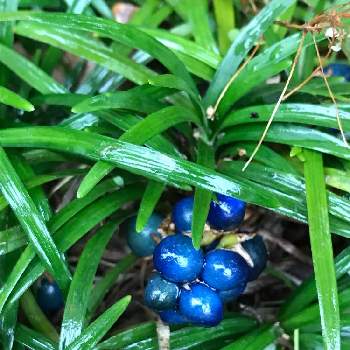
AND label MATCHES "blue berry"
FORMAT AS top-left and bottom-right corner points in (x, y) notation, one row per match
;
(201, 249), (249, 291)
(144, 272), (180, 311)
(242, 235), (267, 281)
(172, 196), (194, 233)
(159, 310), (189, 325)
(207, 194), (246, 230)
(153, 234), (204, 283)
(179, 283), (223, 327)
(37, 278), (64, 314)
(218, 281), (246, 302)
(324, 63), (350, 81)
(126, 213), (162, 257)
